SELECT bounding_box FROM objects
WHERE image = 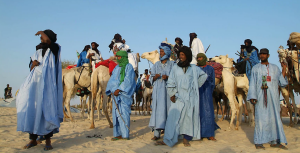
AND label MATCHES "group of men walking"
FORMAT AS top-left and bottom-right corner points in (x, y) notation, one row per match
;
(15, 29), (291, 150)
